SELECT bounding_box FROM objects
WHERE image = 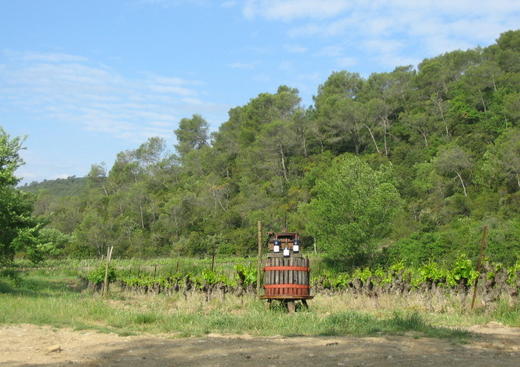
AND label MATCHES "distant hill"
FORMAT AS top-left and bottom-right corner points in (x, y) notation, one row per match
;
(20, 176), (88, 197)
